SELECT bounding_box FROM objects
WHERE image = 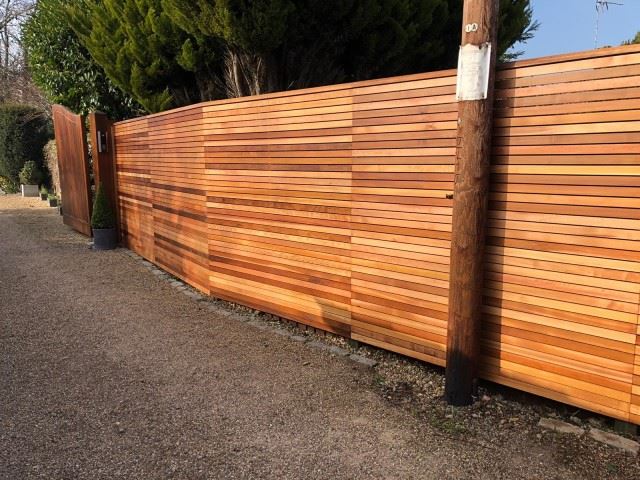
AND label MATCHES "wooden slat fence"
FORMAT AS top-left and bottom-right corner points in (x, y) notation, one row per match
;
(485, 45), (640, 424)
(112, 44), (640, 425)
